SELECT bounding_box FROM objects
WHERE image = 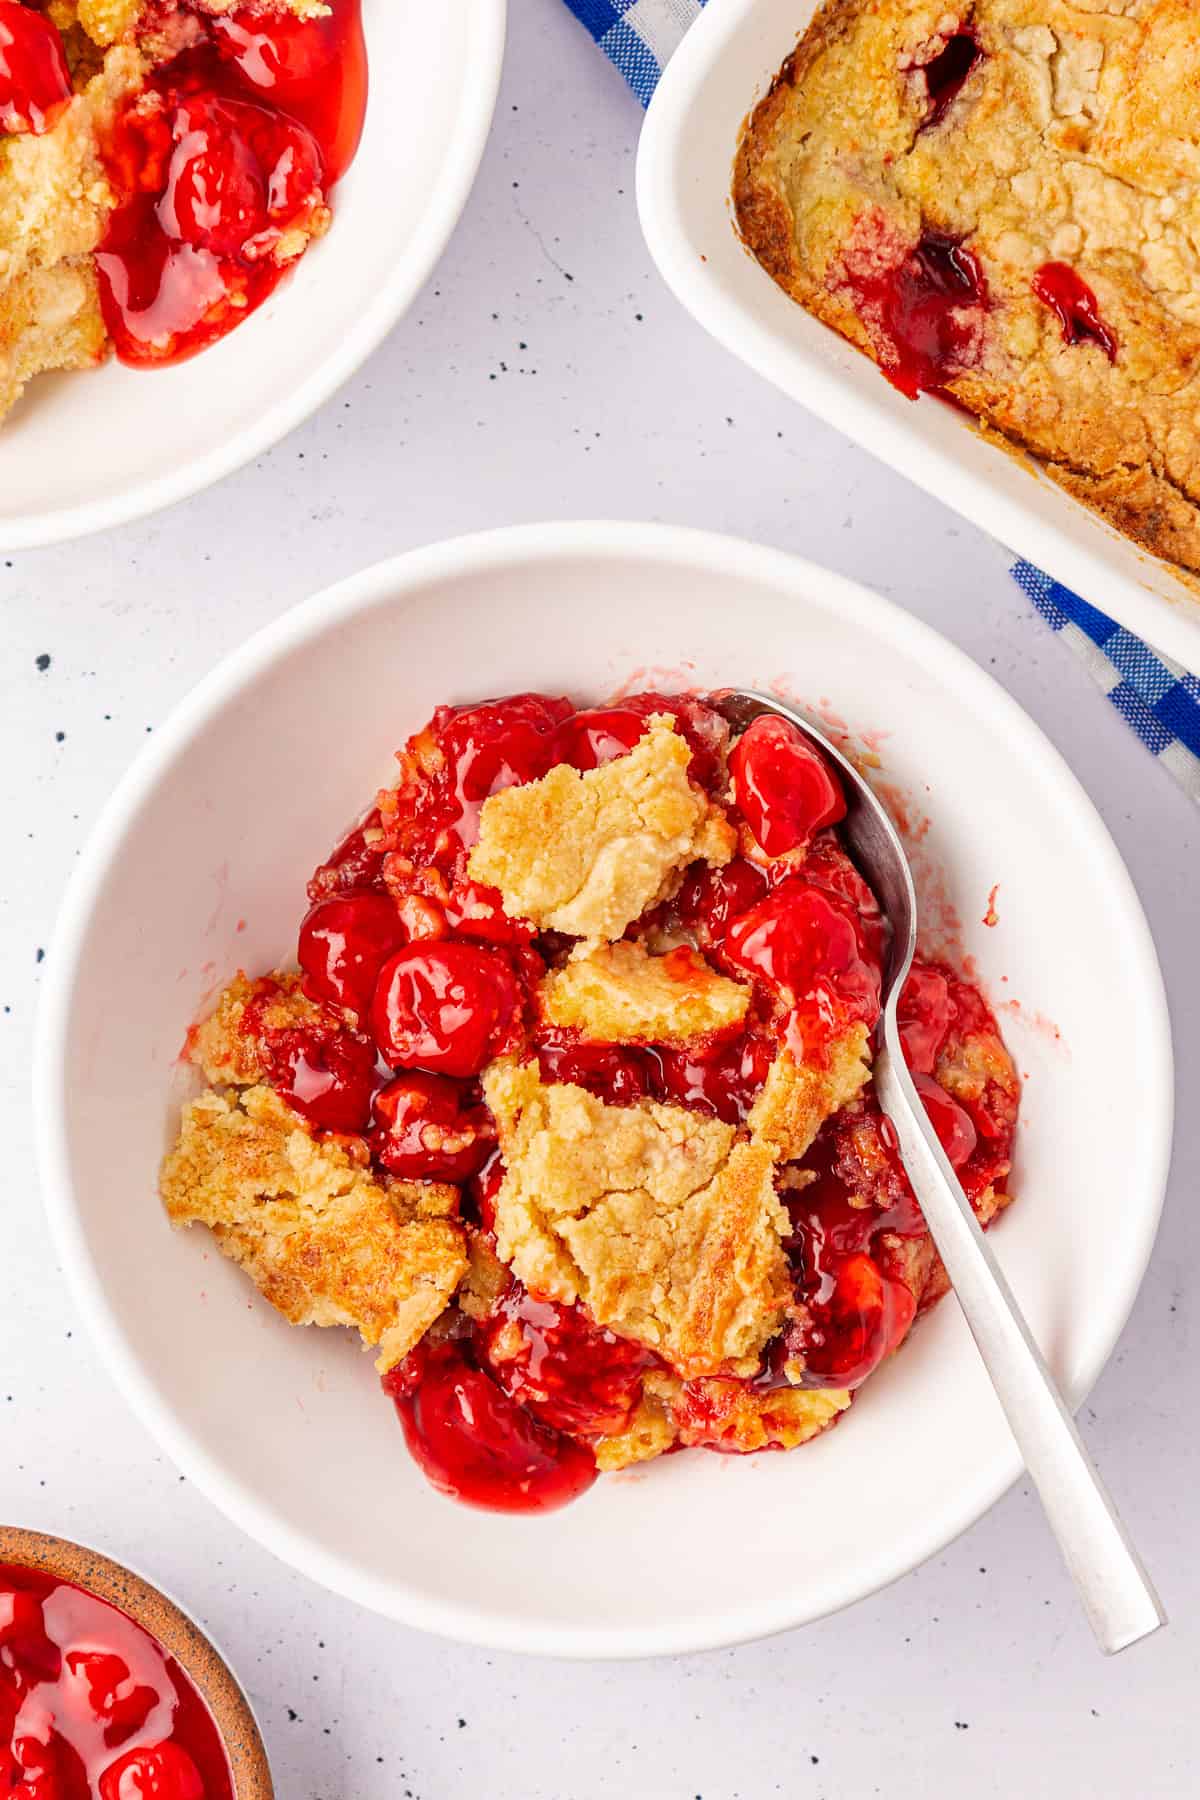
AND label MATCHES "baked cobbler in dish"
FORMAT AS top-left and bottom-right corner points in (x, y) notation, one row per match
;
(734, 0), (1200, 578)
(160, 692), (1021, 1512)
(0, 0), (365, 417)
